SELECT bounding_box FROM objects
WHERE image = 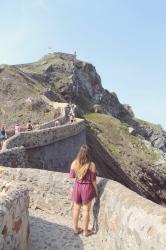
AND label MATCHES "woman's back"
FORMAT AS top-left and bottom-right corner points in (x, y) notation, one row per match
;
(69, 161), (96, 184)
(69, 144), (97, 236)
